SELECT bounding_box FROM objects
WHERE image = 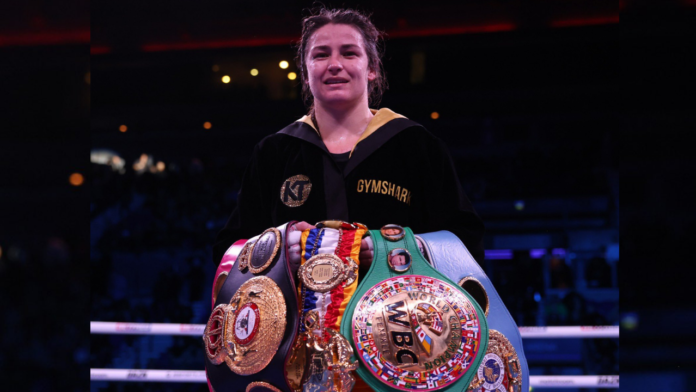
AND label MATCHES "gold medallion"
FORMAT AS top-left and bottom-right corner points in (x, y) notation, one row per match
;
(469, 330), (522, 392)
(280, 175), (312, 207)
(458, 276), (490, 318)
(222, 276), (287, 375)
(237, 241), (254, 272)
(248, 228), (281, 274)
(380, 224), (405, 241)
(298, 253), (350, 293)
(246, 381), (282, 392)
(387, 248), (412, 272)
